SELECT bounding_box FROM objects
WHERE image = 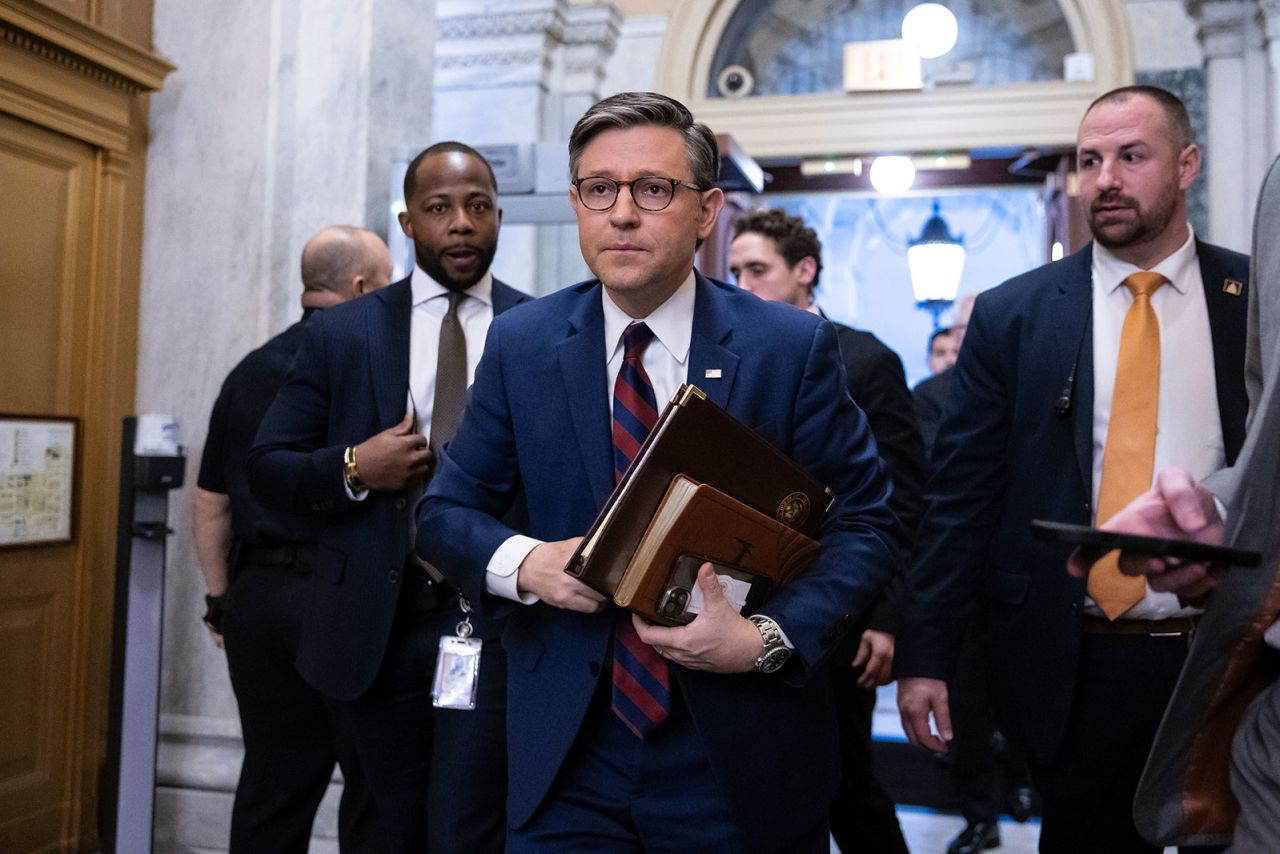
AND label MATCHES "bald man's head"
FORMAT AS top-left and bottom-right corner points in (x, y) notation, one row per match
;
(300, 226), (393, 307)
